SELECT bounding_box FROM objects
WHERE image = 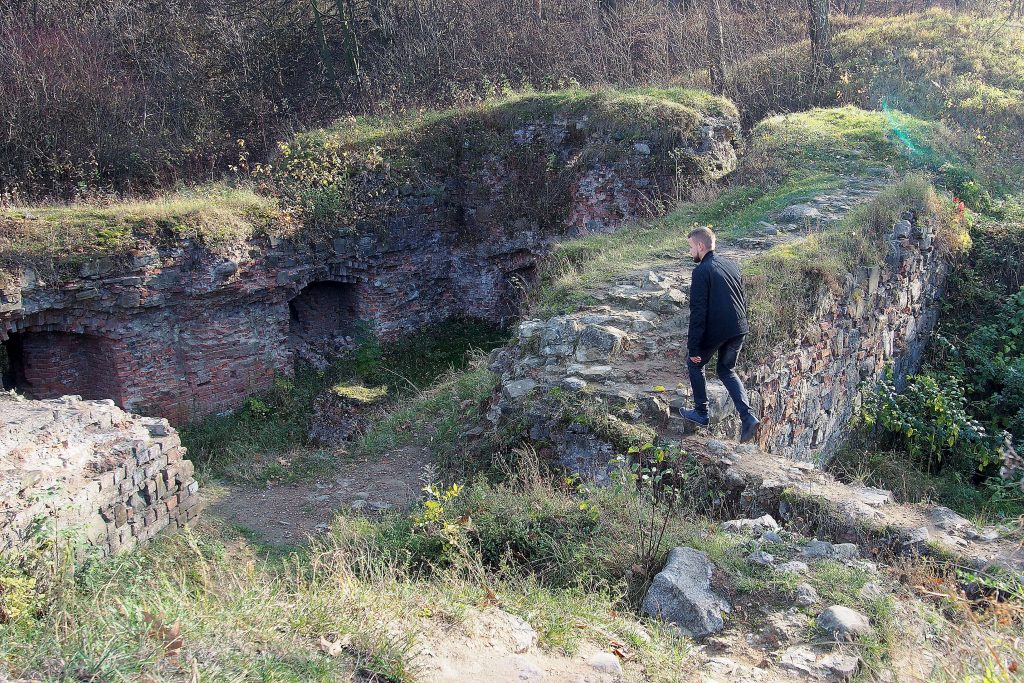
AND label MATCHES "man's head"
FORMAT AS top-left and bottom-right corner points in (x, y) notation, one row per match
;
(687, 226), (716, 263)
